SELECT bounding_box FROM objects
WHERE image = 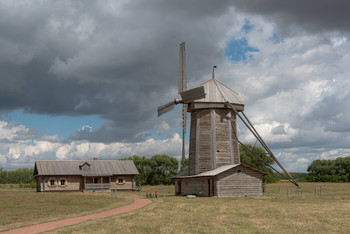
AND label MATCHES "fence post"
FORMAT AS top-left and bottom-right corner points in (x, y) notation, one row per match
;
(315, 185), (317, 195)
(278, 187), (280, 194)
(287, 188), (289, 197)
(320, 185), (322, 195)
(163, 188), (165, 198)
(115, 189), (117, 197)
